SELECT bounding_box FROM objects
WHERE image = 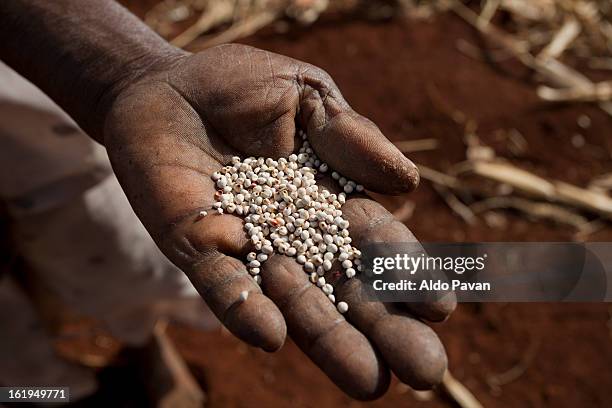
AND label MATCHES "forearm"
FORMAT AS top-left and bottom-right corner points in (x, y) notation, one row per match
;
(0, 0), (185, 143)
